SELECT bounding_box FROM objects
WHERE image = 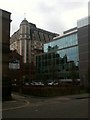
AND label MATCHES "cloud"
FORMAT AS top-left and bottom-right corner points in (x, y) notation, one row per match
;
(0, 0), (89, 35)
(33, 0), (88, 34)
